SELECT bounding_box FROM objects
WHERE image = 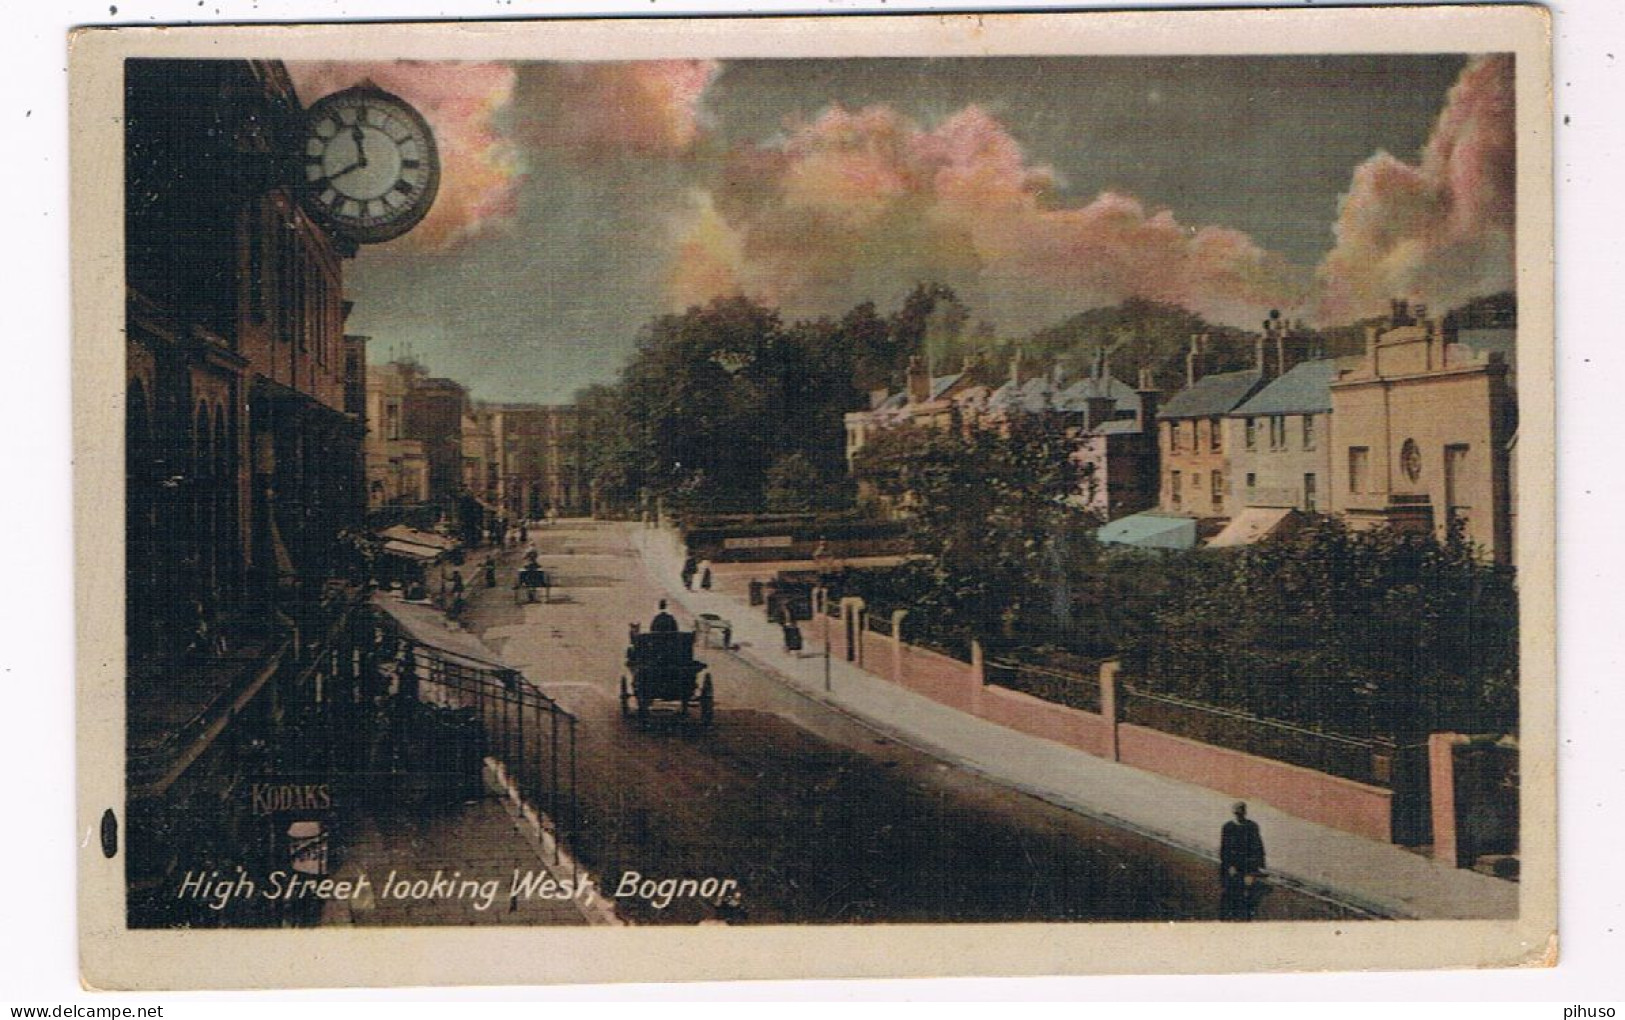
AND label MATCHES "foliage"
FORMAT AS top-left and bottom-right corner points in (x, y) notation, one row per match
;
(1022, 296), (1258, 391)
(575, 285), (986, 516)
(1128, 517), (1519, 738)
(851, 417), (1101, 655)
(763, 452), (851, 513)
